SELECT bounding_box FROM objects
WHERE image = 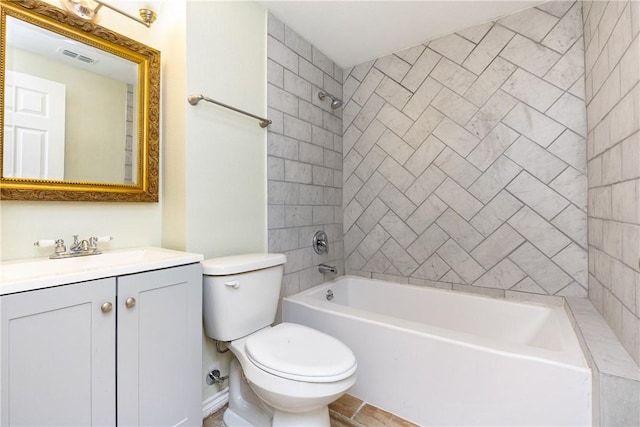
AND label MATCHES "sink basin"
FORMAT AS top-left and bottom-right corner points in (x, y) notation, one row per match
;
(1, 247), (204, 295)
